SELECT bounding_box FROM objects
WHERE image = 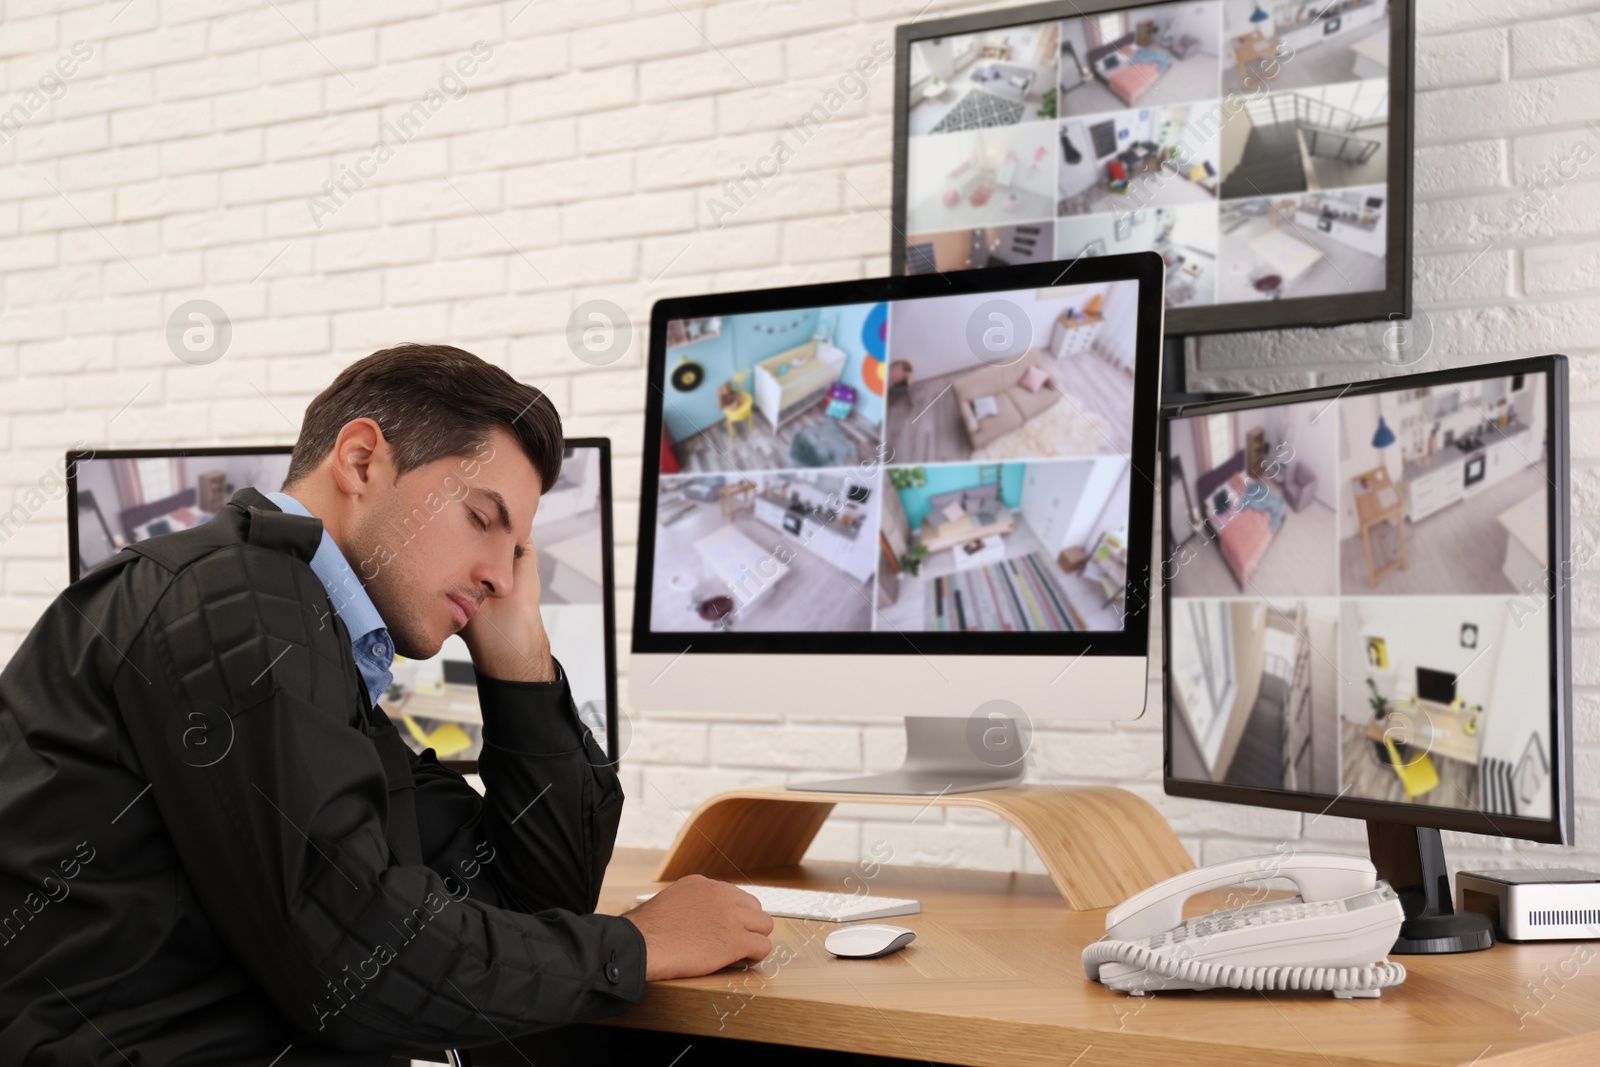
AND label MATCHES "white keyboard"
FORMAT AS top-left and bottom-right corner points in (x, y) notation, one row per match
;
(635, 885), (921, 922)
